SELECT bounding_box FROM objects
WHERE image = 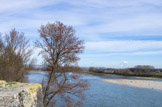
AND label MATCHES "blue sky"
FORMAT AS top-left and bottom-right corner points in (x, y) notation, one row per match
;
(1, 0), (162, 68)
